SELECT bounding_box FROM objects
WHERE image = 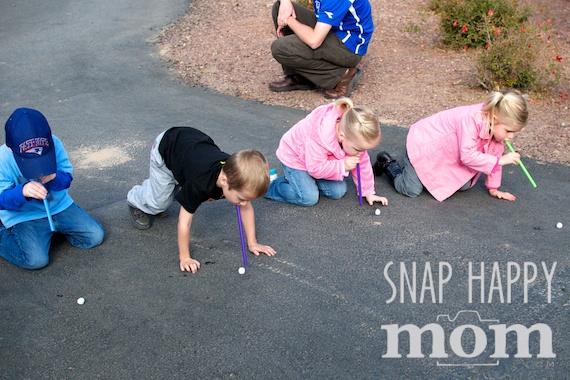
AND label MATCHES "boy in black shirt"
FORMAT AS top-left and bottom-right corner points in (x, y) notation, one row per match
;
(127, 127), (276, 273)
